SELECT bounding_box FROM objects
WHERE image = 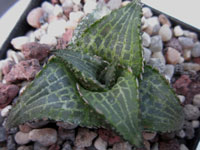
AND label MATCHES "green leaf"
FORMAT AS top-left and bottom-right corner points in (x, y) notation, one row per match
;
(76, 1), (143, 77)
(70, 3), (111, 44)
(79, 70), (143, 147)
(139, 66), (184, 132)
(6, 58), (107, 129)
(54, 49), (108, 91)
